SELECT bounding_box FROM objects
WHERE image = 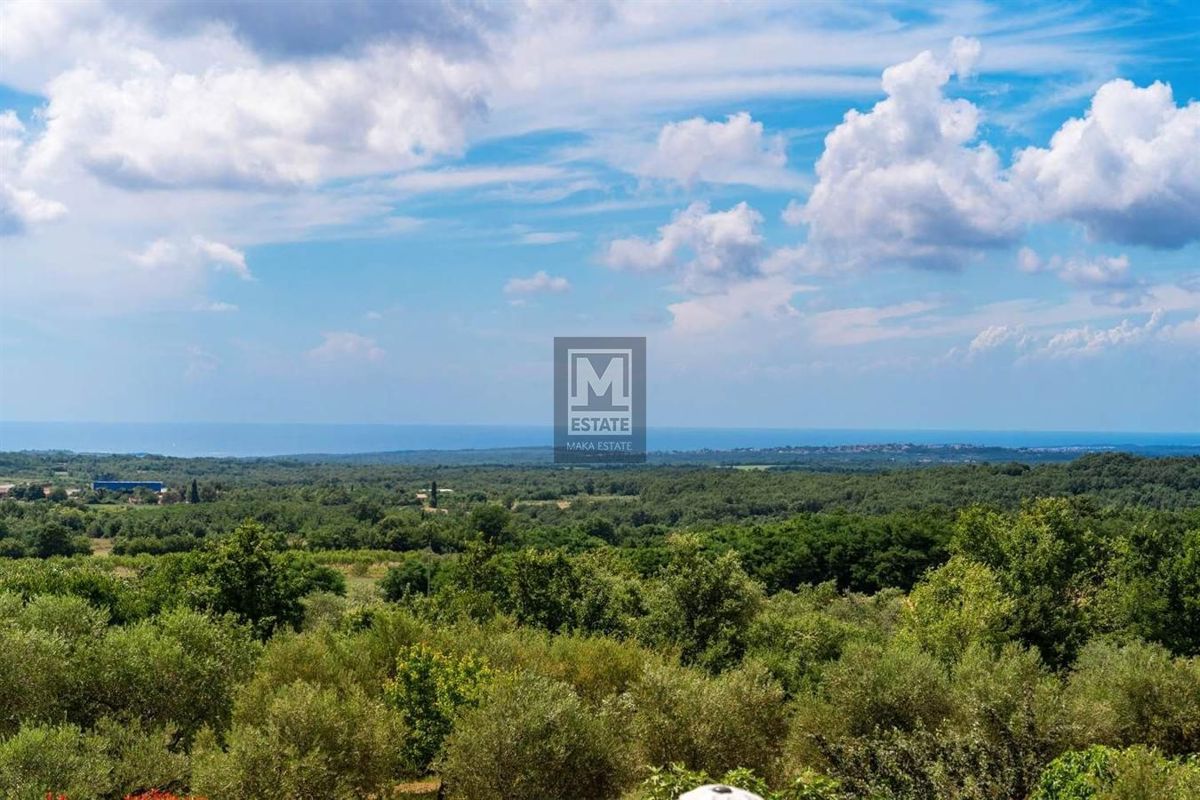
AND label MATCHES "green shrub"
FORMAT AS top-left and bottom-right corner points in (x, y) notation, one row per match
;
(16, 592), (110, 641)
(951, 500), (1102, 667)
(86, 608), (259, 742)
(819, 725), (1047, 800)
(639, 762), (711, 800)
(162, 521), (346, 638)
(746, 590), (870, 696)
(945, 642), (1072, 794)
(0, 560), (150, 623)
(0, 623), (70, 735)
(0, 720), (186, 800)
(235, 626), (366, 719)
(440, 672), (630, 800)
(0, 723), (110, 800)
(1031, 744), (1200, 800)
(638, 534), (764, 671)
(630, 660), (787, 780)
(1064, 640), (1200, 754)
(1101, 746), (1200, 800)
(537, 633), (648, 705)
(380, 555), (439, 600)
(91, 718), (190, 798)
(815, 638), (953, 737)
(191, 680), (406, 800)
(1096, 524), (1200, 656)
